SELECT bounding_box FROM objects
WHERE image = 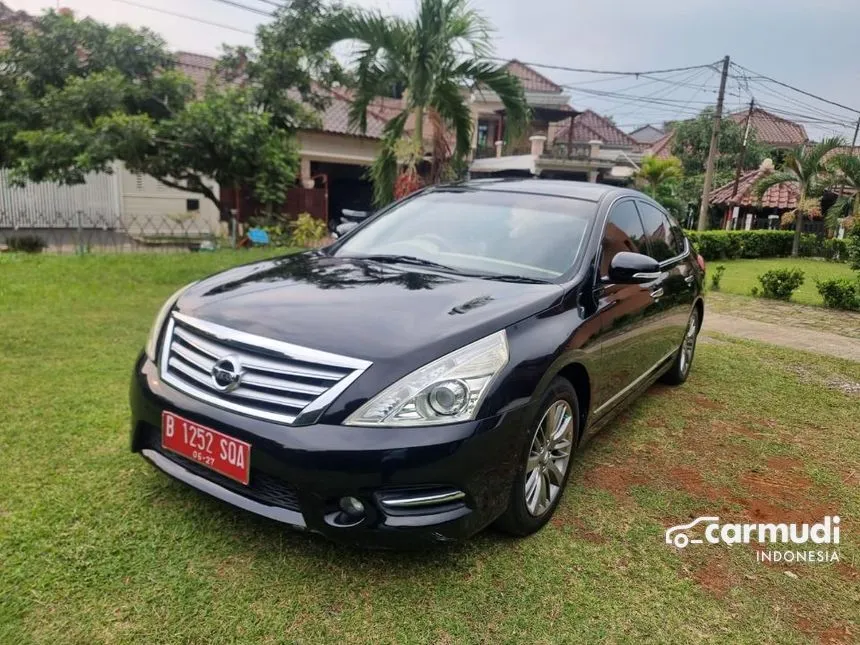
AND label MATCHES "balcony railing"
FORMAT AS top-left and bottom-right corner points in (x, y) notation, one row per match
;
(544, 141), (592, 160)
